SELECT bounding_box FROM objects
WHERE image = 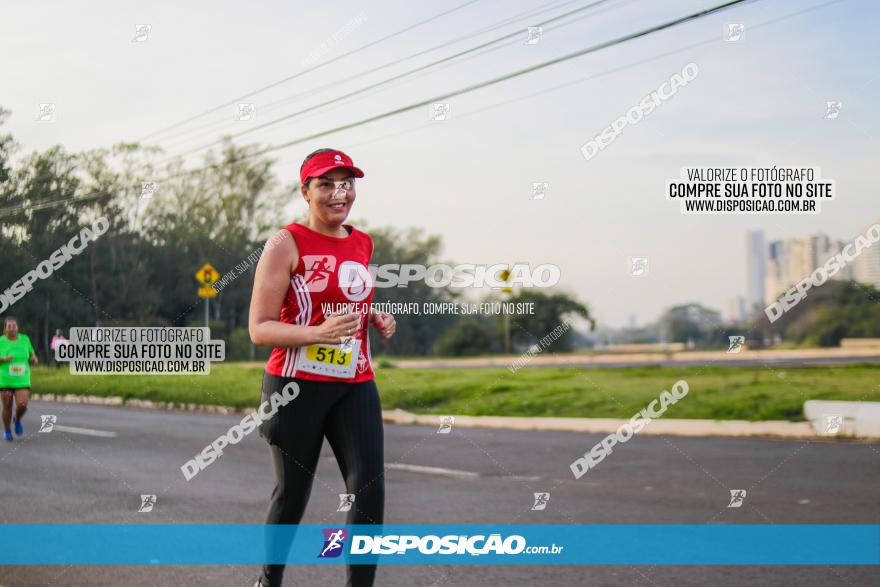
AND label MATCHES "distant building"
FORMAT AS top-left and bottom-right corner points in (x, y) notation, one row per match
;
(764, 233), (851, 302)
(853, 218), (880, 288)
(746, 230), (766, 315)
(726, 296), (746, 324)
(765, 239), (793, 303)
